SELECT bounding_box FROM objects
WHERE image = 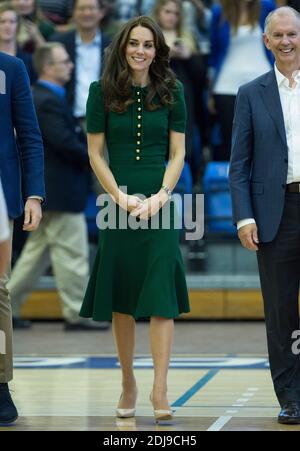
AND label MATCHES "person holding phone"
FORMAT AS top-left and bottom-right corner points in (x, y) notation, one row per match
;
(152, 0), (207, 181)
